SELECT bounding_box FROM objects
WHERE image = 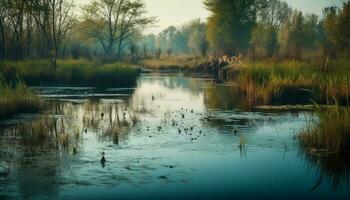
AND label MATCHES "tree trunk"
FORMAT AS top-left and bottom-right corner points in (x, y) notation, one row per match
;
(0, 19), (5, 60)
